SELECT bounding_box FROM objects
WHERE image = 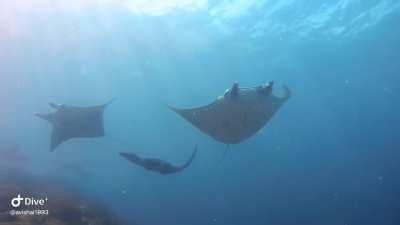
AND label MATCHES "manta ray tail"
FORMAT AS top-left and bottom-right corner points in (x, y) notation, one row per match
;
(180, 145), (198, 170)
(218, 144), (231, 165)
